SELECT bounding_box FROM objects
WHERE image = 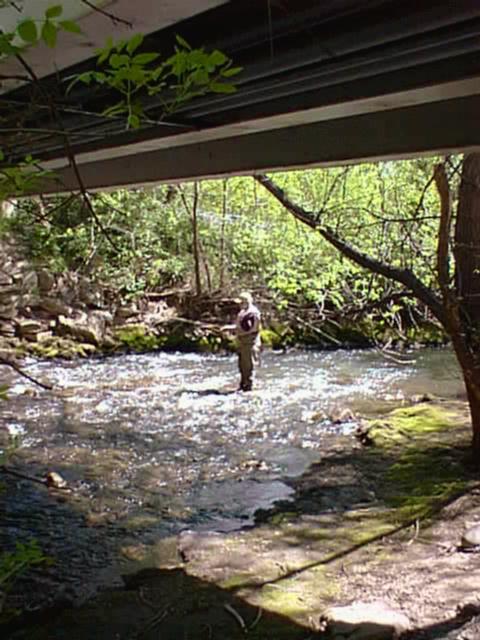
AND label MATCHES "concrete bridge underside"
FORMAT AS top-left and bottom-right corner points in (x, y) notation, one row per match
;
(1, 0), (479, 191)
